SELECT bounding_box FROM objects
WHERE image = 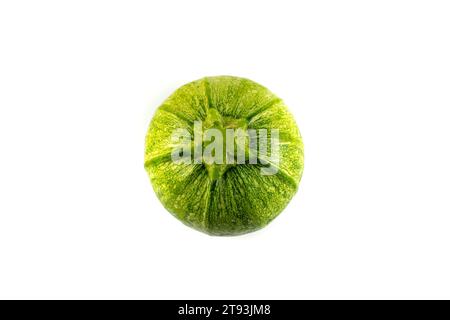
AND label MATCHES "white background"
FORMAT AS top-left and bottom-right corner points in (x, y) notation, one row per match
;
(0, 0), (449, 299)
